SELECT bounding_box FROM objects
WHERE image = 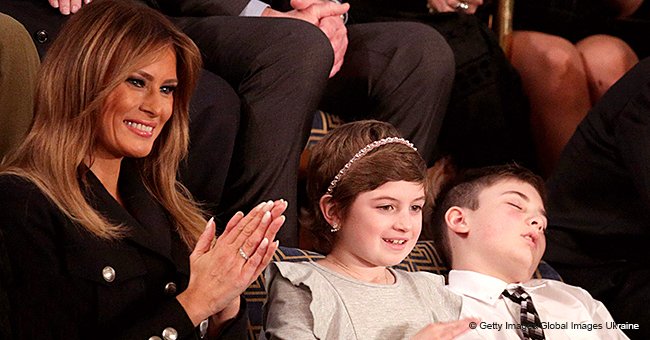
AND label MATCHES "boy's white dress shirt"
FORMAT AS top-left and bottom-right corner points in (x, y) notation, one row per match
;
(447, 270), (631, 340)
